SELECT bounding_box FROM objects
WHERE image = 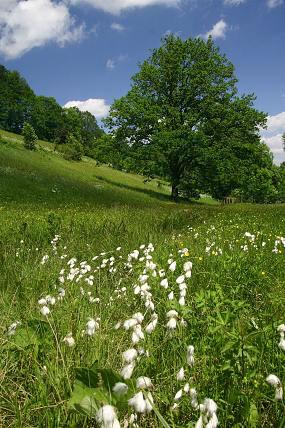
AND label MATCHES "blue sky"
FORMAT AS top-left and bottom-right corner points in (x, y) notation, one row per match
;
(0, 0), (284, 163)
